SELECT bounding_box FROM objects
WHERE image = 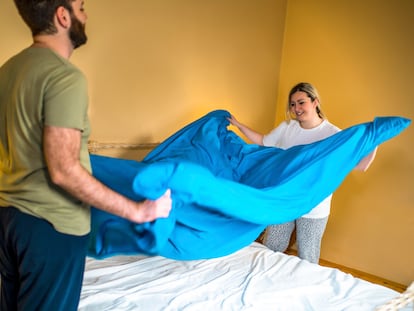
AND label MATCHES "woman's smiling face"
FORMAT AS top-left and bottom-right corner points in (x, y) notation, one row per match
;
(289, 91), (319, 122)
